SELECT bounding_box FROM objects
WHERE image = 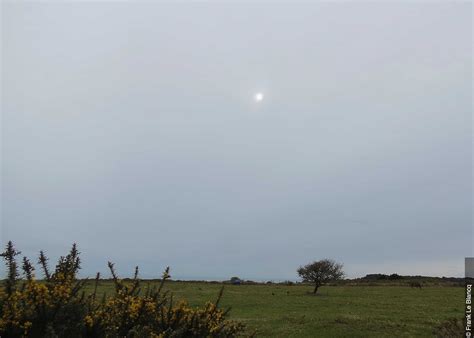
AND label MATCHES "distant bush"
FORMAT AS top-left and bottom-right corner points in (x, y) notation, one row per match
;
(388, 273), (403, 280)
(228, 277), (242, 285)
(409, 281), (422, 289)
(361, 273), (403, 281)
(362, 274), (390, 280)
(0, 241), (246, 337)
